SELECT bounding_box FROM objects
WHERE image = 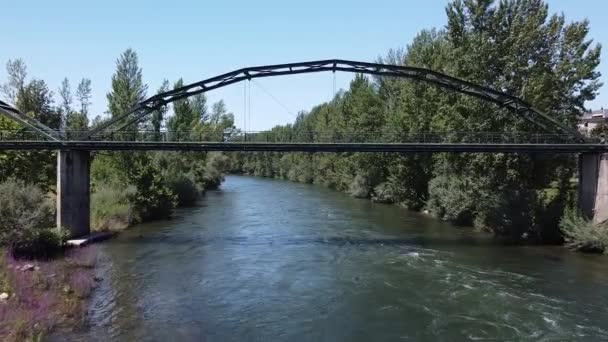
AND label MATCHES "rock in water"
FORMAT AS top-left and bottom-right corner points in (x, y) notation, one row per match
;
(0, 292), (9, 300)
